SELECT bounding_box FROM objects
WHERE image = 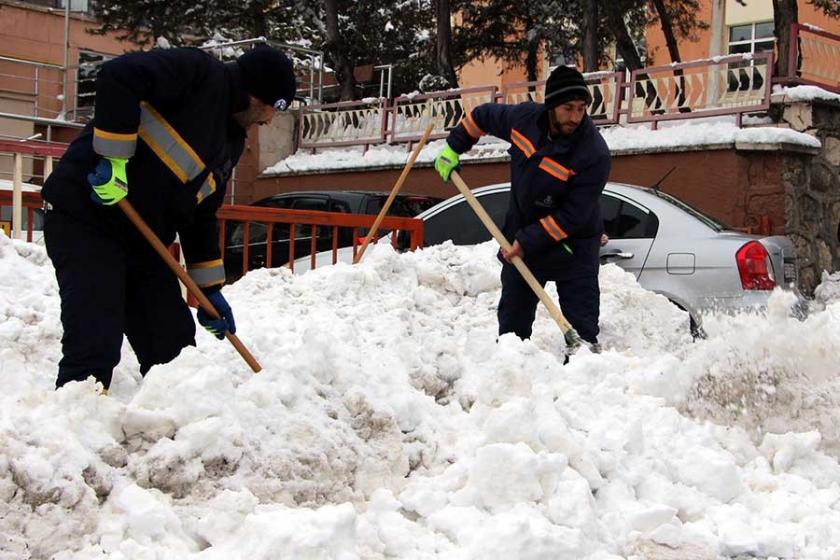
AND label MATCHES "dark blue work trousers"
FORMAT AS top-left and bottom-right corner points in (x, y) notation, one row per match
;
(498, 263), (600, 344)
(44, 208), (196, 389)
